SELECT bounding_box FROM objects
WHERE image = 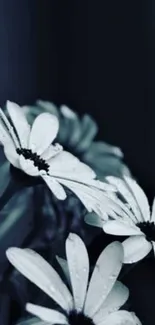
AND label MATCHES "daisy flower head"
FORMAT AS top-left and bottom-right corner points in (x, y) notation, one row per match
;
(6, 234), (141, 325)
(0, 101), (115, 217)
(23, 100), (131, 180)
(87, 176), (155, 264)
